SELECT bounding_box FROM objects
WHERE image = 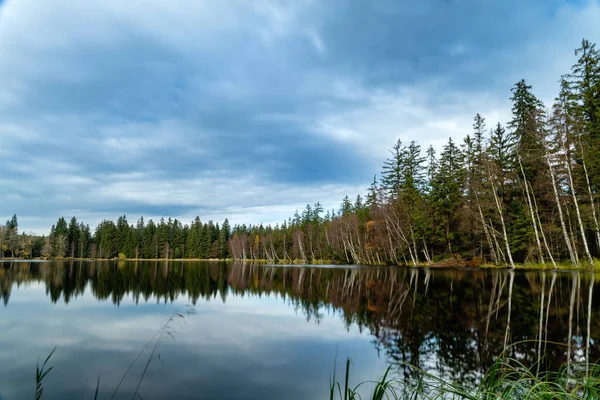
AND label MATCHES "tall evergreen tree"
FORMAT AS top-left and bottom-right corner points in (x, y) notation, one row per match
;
(78, 223), (91, 258)
(488, 123), (515, 182)
(366, 175), (379, 208)
(570, 39), (600, 191)
(509, 79), (546, 181)
(67, 217), (80, 258)
(381, 139), (403, 198)
(219, 219), (231, 259)
(6, 214), (18, 230)
(430, 138), (464, 253)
